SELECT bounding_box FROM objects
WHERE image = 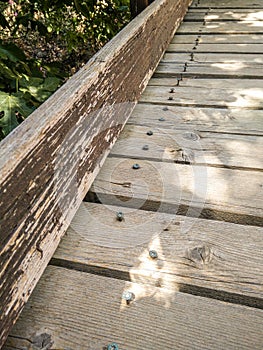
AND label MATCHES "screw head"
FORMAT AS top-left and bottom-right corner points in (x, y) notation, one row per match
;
(168, 97), (174, 101)
(159, 117), (165, 122)
(169, 88), (175, 93)
(116, 212), (124, 221)
(142, 145), (149, 151)
(132, 163), (140, 170)
(163, 107), (169, 111)
(146, 130), (153, 136)
(107, 343), (119, 350)
(122, 291), (135, 304)
(149, 250), (158, 259)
